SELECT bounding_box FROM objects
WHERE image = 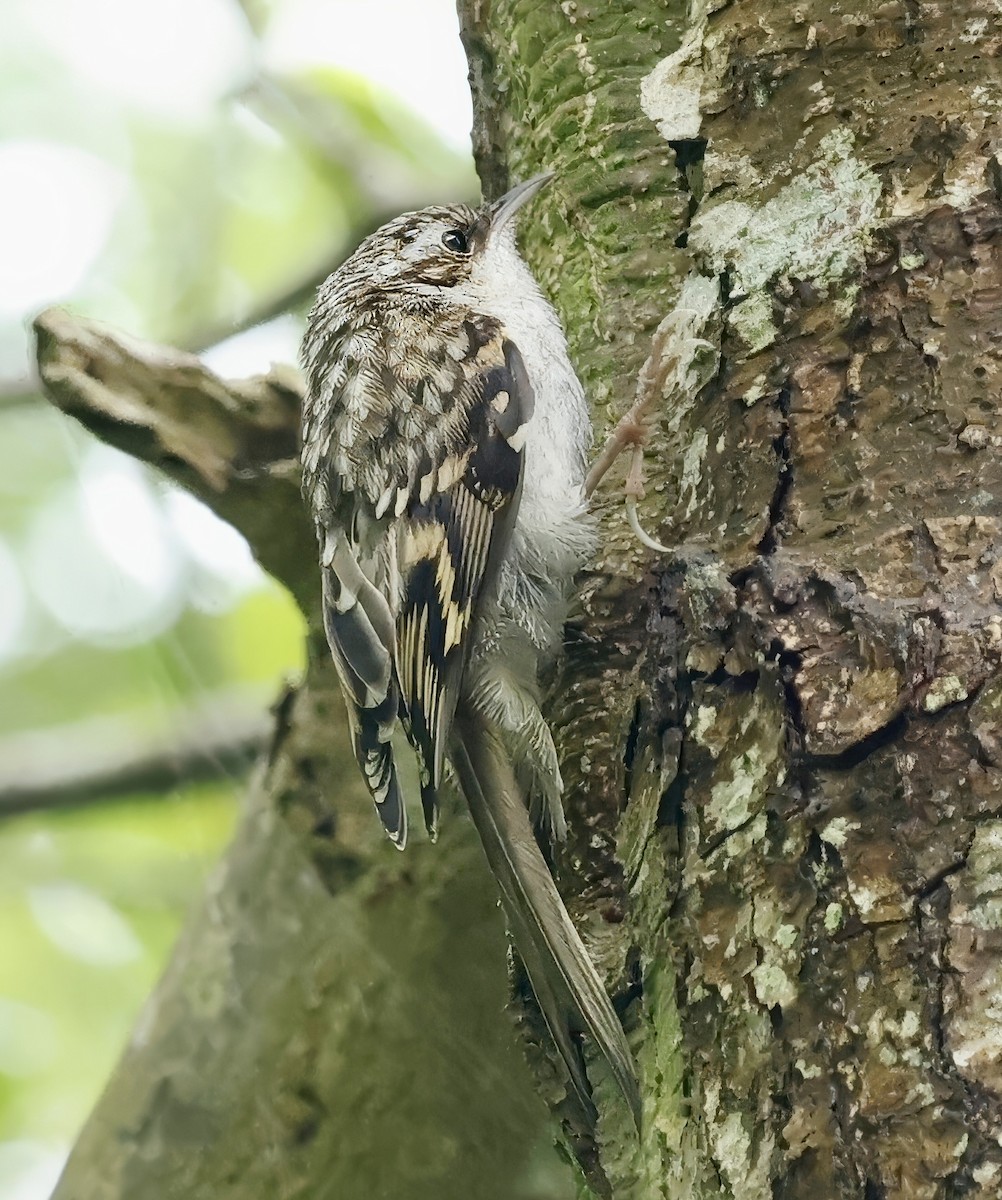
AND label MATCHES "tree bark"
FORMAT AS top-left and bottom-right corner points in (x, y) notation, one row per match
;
(37, 1), (1002, 1197)
(458, 1), (1002, 1197)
